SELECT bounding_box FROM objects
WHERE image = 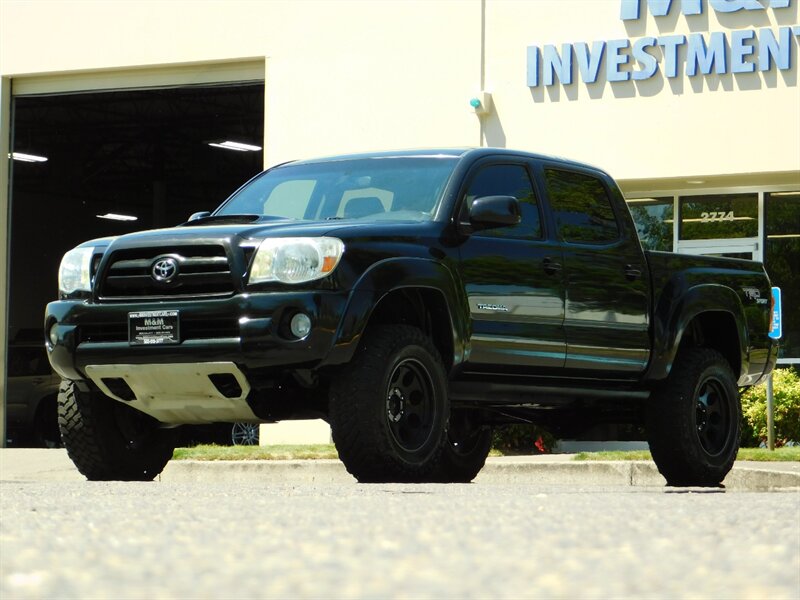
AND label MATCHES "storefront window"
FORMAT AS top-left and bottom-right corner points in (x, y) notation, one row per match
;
(679, 193), (758, 240)
(766, 192), (800, 360)
(626, 197), (673, 251)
